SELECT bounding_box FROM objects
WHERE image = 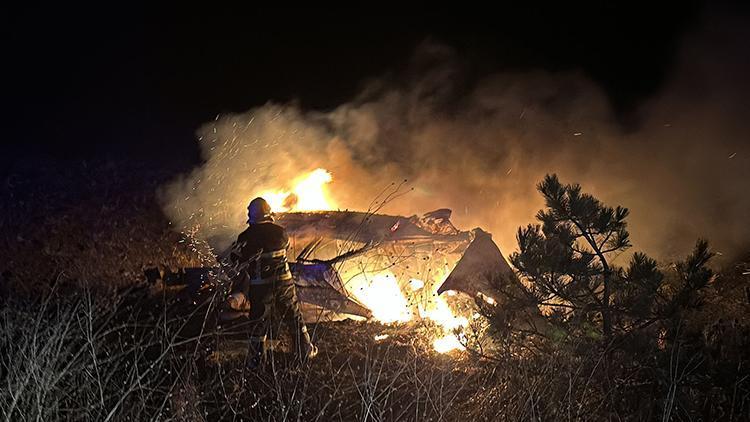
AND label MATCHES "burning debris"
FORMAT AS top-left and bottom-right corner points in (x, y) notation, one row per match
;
(274, 208), (521, 352)
(151, 168), (526, 353)
(275, 208), (515, 306)
(153, 209), (512, 352)
(150, 209), (516, 353)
